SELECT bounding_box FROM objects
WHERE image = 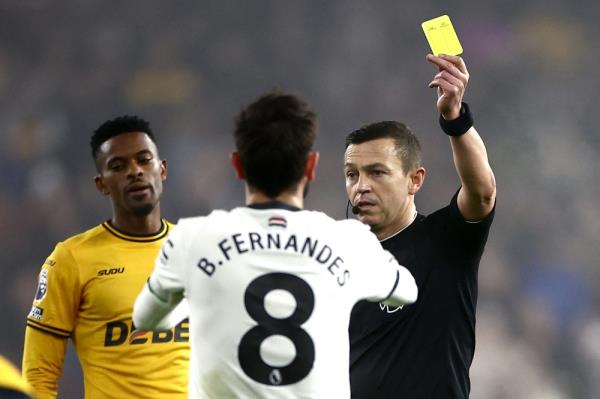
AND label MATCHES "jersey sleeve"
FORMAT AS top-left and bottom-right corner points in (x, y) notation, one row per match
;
(446, 189), (496, 262)
(22, 326), (68, 399)
(349, 224), (417, 306)
(26, 244), (80, 339)
(149, 222), (187, 295)
(133, 223), (187, 331)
